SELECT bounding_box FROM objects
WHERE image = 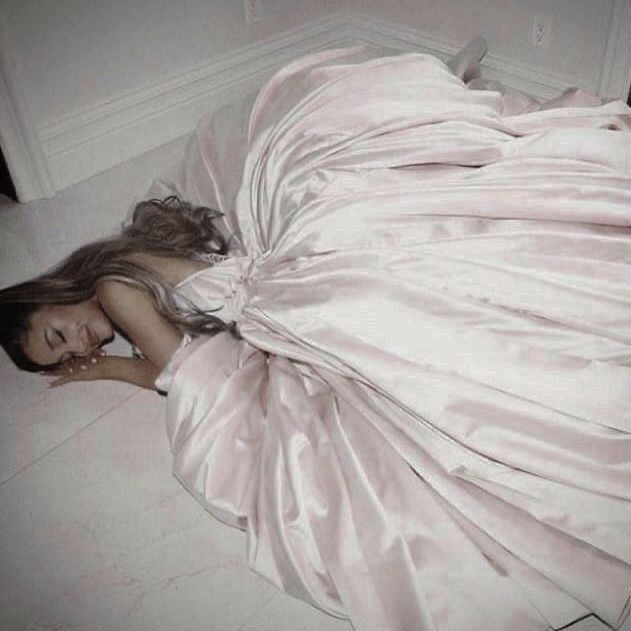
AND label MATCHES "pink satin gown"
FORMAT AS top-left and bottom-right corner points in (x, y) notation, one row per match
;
(155, 47), (631, 631)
